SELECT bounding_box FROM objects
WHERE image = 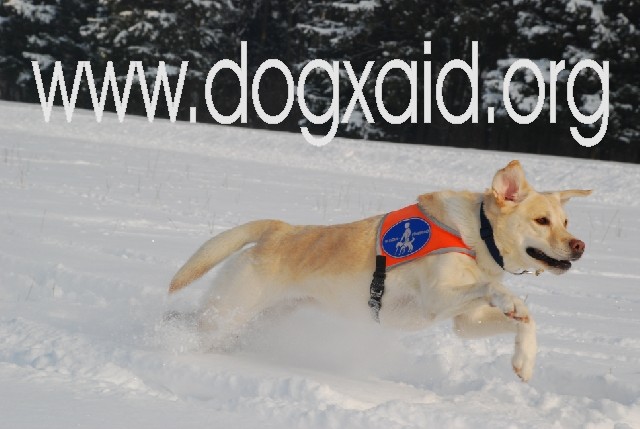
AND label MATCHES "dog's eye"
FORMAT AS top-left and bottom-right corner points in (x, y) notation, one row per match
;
(535, 217), (550, 226)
